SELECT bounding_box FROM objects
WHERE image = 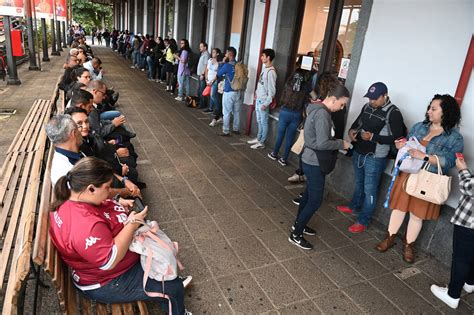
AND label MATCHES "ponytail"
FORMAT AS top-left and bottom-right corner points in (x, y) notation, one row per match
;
(51, 175), (72, 211)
